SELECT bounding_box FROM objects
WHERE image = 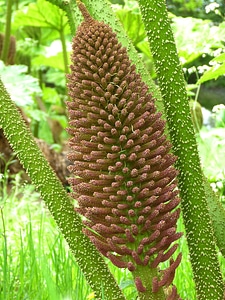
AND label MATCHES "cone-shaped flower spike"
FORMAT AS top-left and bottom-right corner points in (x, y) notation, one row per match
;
(67, 2), (182, 298)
